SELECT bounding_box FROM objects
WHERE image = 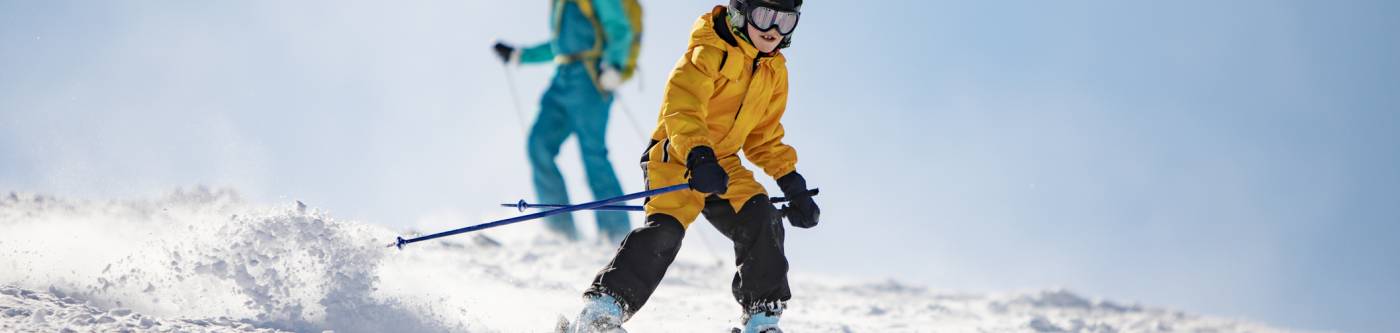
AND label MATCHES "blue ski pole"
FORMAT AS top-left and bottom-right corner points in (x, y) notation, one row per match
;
(503, 201), (644, 212)
(502, 188), (820, 212)
(389, 183), (692, 250)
